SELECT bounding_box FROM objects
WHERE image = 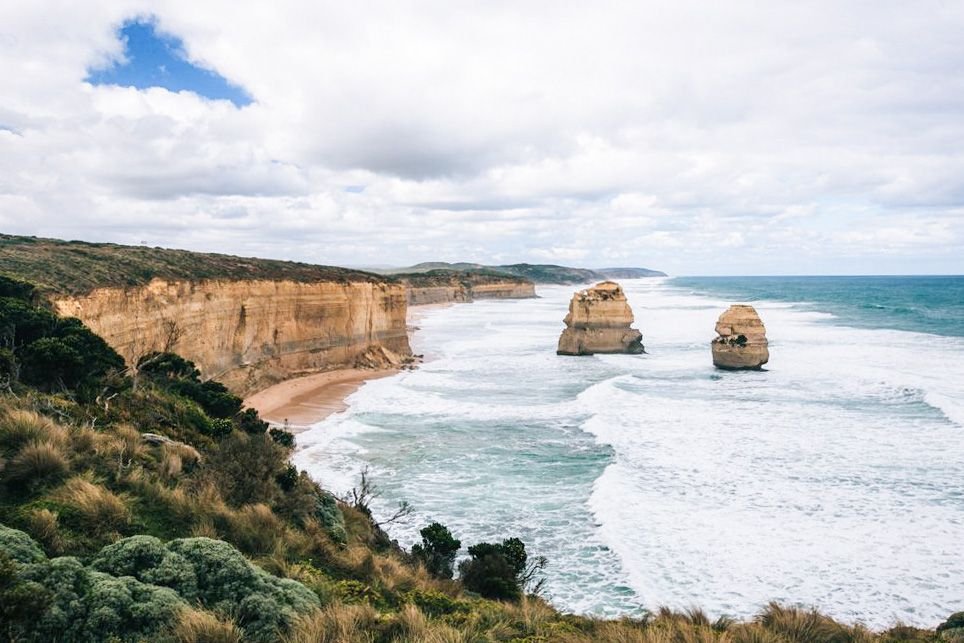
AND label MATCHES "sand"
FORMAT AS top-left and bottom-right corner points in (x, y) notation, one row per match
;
(243, 302), (452, 432)
(243, 368), (397, 432)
